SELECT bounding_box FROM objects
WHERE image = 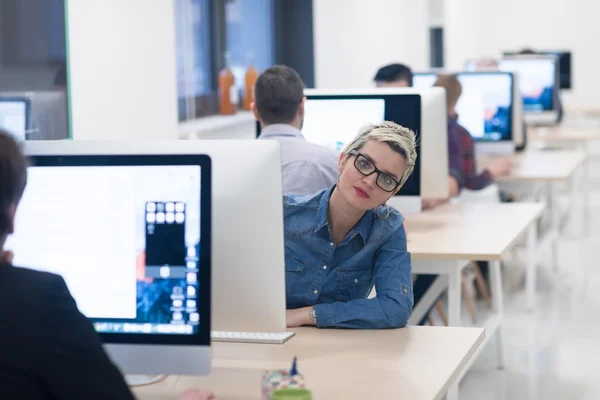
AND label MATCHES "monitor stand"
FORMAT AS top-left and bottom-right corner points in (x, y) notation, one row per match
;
(474, 141), (515, 156)
(126, 375), (167, 387)
(387, 195), (421, 216)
